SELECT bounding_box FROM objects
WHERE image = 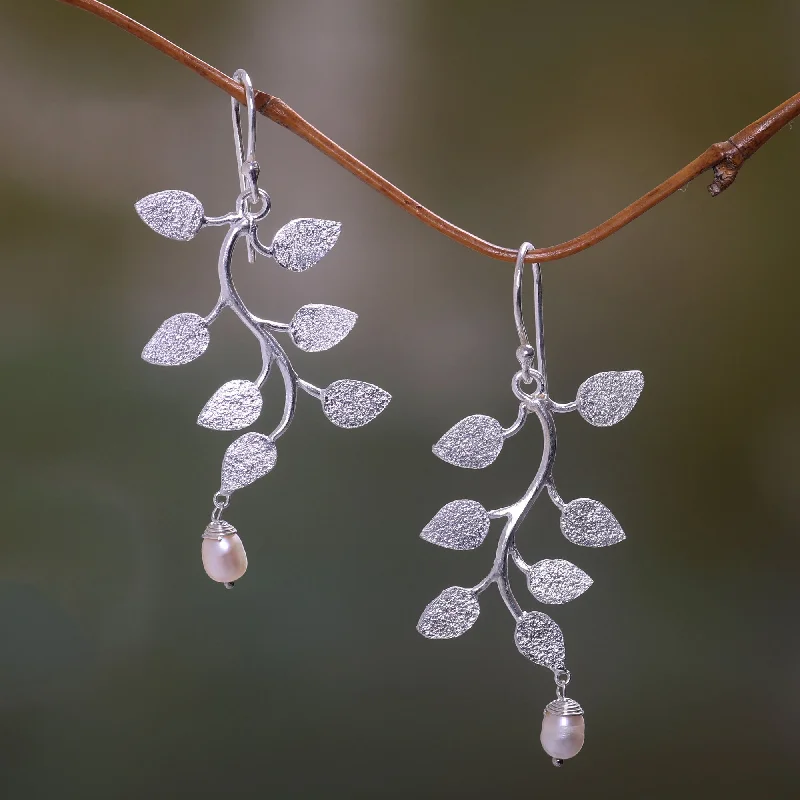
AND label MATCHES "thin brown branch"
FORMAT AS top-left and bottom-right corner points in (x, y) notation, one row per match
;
(60, 0), (800, 264)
